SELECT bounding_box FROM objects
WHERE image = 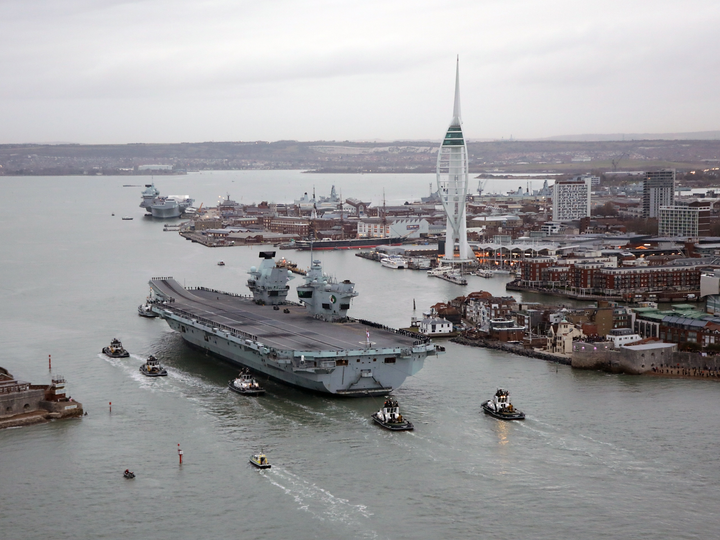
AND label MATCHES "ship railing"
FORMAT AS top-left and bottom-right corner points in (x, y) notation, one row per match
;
(354, 318), (432, 345)
(162, 305), (259, 342)
(186, 286), (251, 299)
